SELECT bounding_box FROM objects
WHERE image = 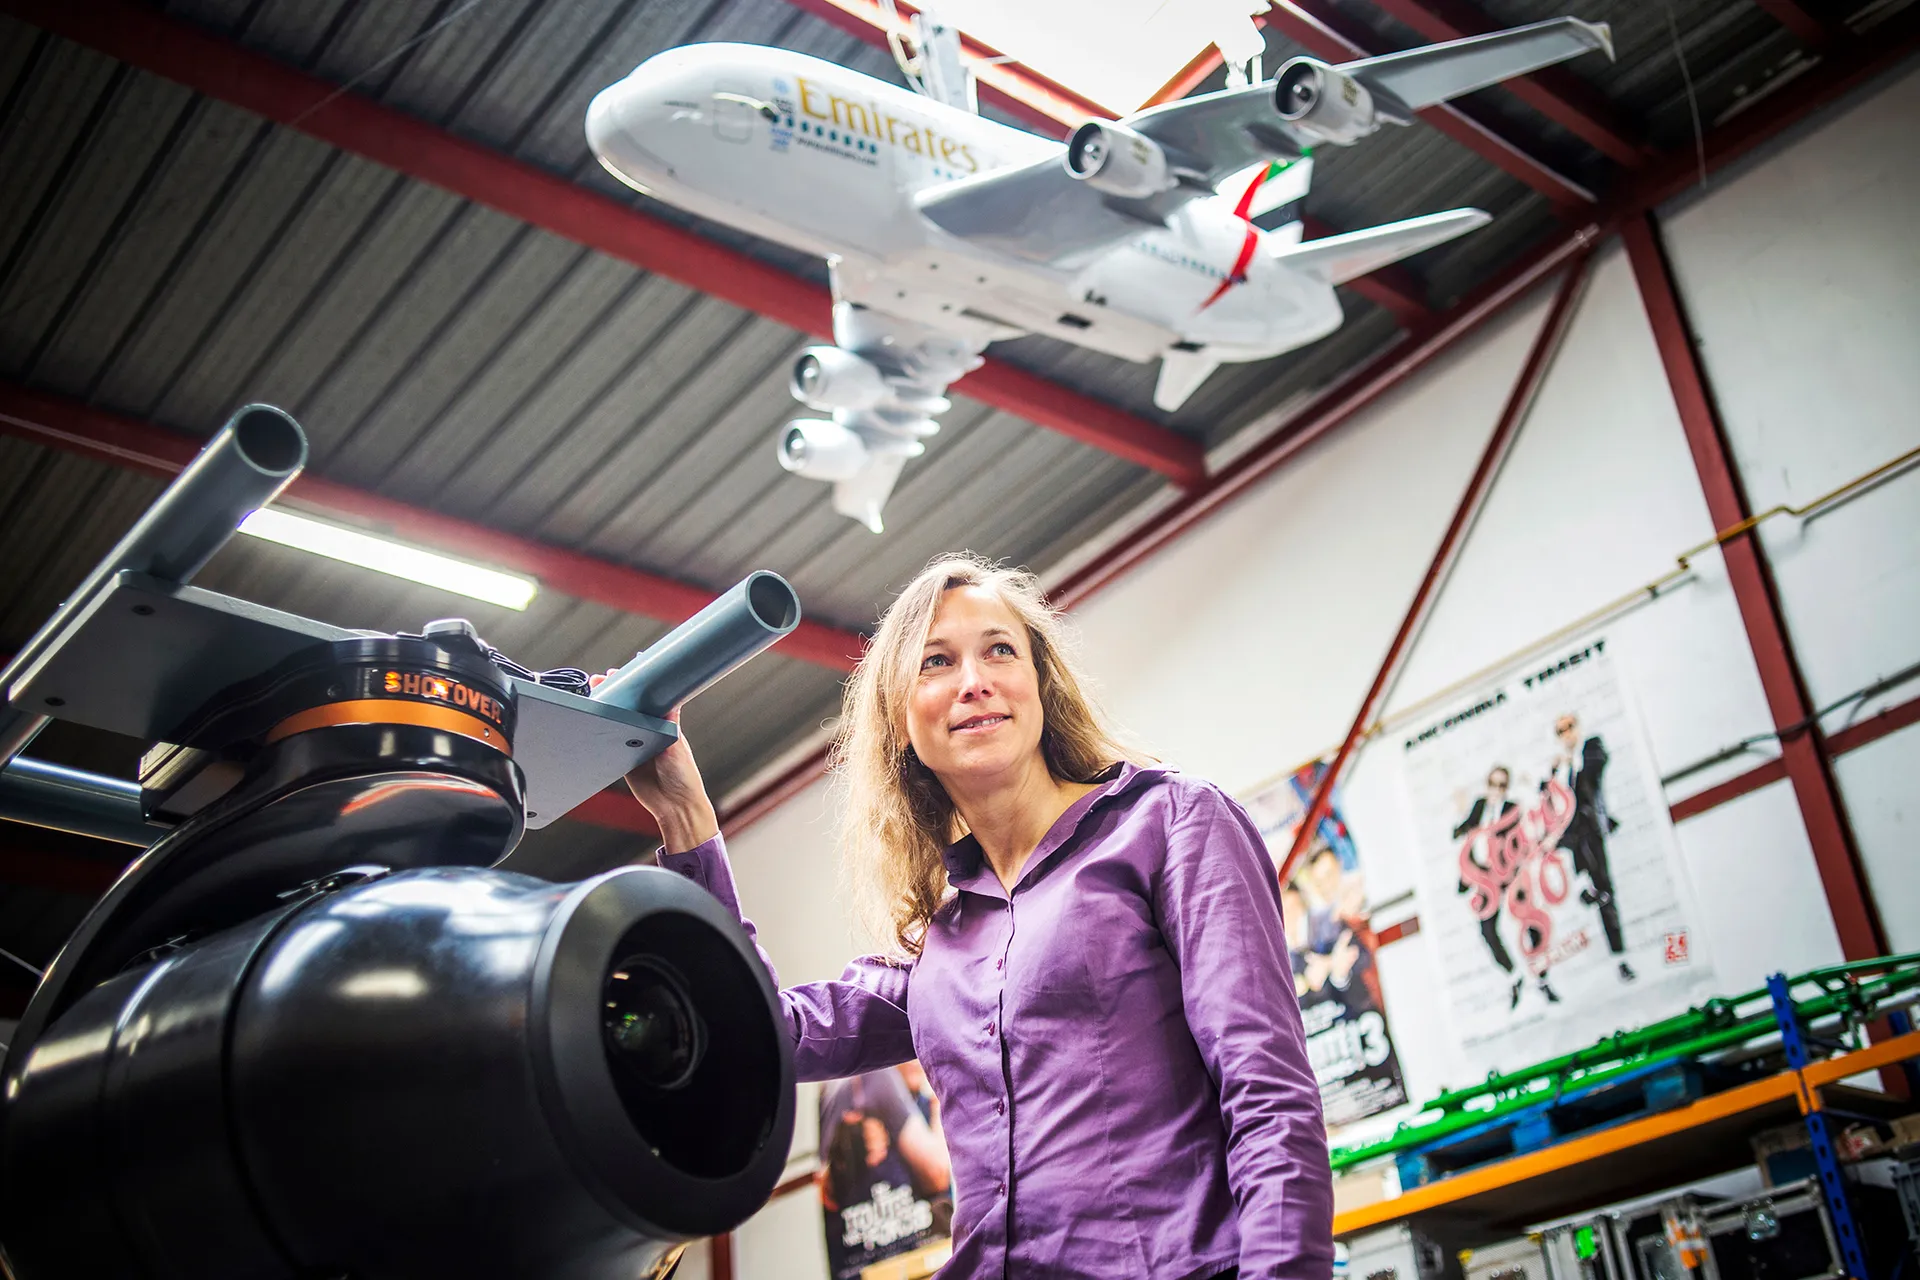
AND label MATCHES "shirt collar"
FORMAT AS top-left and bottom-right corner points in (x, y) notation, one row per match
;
(939, 760), (1174, 892)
